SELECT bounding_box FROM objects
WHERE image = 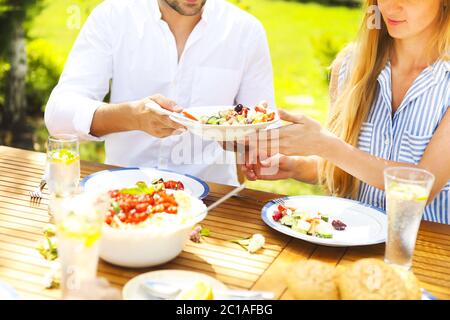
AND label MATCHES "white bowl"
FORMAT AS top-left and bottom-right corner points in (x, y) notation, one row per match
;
(99, 195), (207, 268)
(171, 105), (280, 141)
